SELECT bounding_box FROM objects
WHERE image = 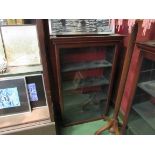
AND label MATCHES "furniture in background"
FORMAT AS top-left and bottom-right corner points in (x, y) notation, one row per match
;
(95, 21), (138, 135)
(121, 40), (155, 134)
(50, 34), (125, 127)
(0, 20), (56, 135)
